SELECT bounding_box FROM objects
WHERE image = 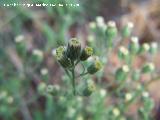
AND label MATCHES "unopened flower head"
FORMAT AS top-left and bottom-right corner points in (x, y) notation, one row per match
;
(142, 62), (155, 73)
(87, 56), (99, 62)
(15, 35), (25, 43)
(131, 36), (139, 43)
(106, 20), (117, 41)
(151, 42), (158, 49)
(142, 91), (149, 98)
(127, 22), (134, 28)
(115, 65), (129, 82)
(112, 108), (120, 117)
(0, 91), (7, 99)
(33, 49), (43, 57)
(76, 115), (84, 120)
(150, 42), (158, 54)
(68, 107), (76, 118)
(40, 68), (48, 75)
(83, 81), (96, 96)
(100, 89), (106, 97)
(125, 93), (132, 101)
(89, 22), (96, 29)
(142, 43), (150, 51)
(119, 46), (129, 55)
(80, 46), (93, 61)
(87, 59), (102, 74)
(55, 46), (72, 68)
(96, 16), (106, 28)
(122, 65), (129, 72)
(107, 21), (116, 28)
(7, 96), (14, 104)
(66, 38), (81, 61)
